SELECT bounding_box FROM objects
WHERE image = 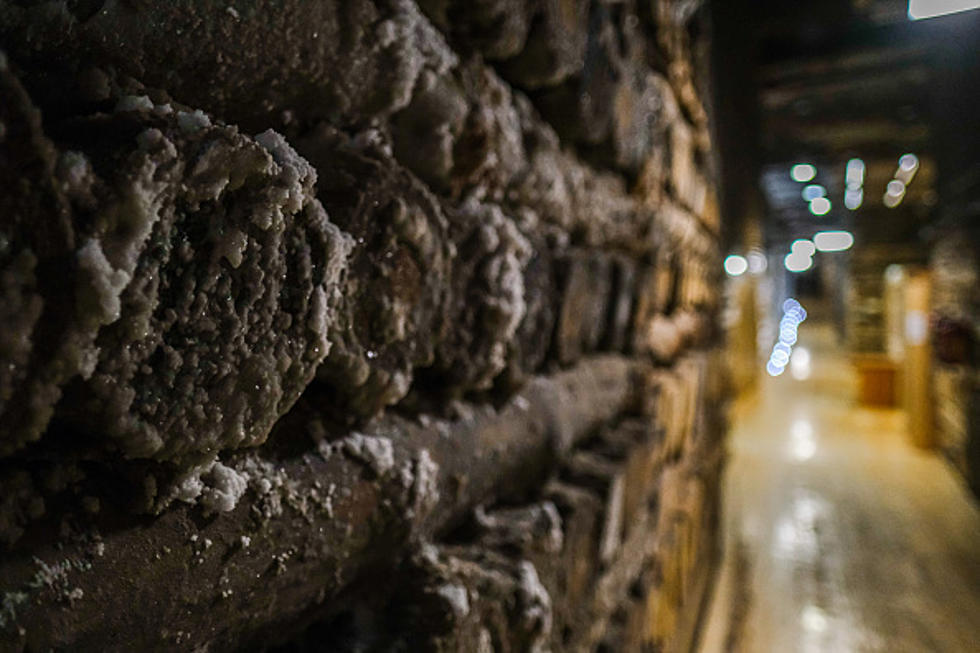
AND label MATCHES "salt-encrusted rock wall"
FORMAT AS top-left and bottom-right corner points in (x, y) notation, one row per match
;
(0, 1), (725, 650)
